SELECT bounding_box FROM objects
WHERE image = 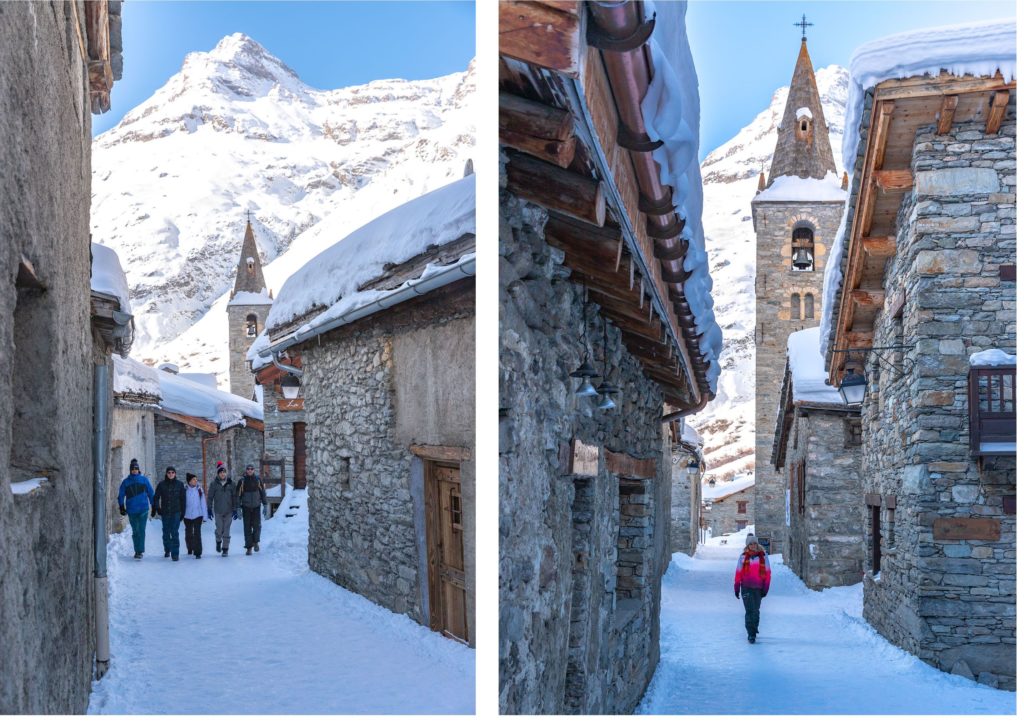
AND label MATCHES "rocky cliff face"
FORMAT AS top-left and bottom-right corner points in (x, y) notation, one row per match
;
(92, 33), (475, 379)
(692, 65), (848, 480)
